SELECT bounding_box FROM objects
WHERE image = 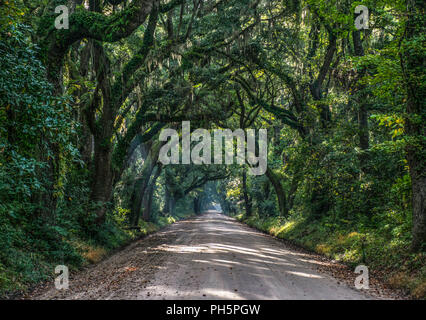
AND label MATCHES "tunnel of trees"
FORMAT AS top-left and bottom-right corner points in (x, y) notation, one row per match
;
(0, 0), (424, 297)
